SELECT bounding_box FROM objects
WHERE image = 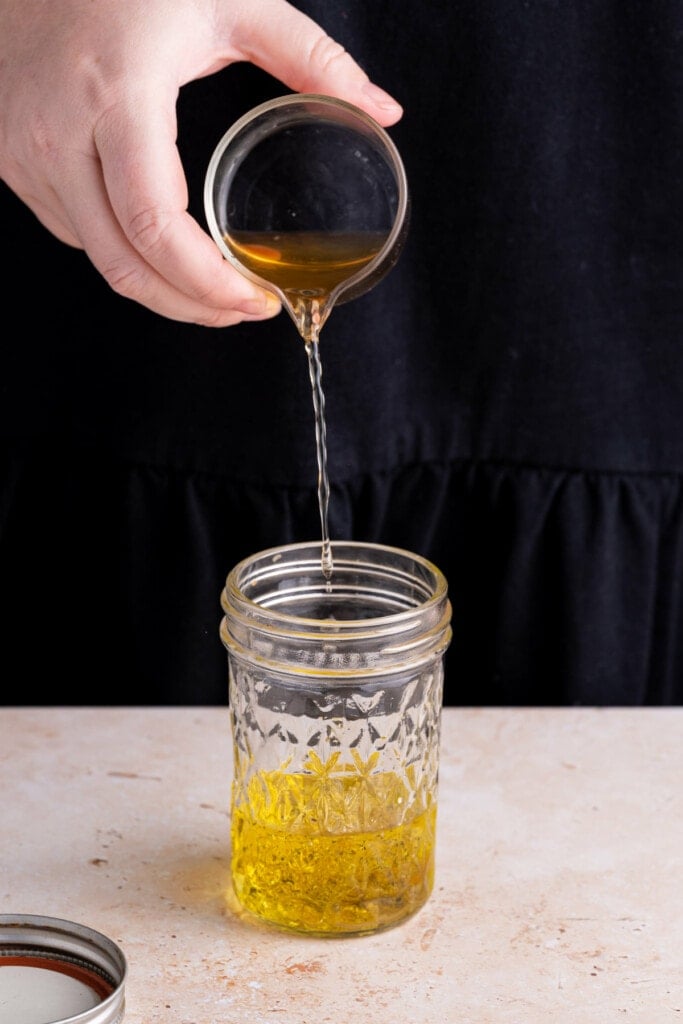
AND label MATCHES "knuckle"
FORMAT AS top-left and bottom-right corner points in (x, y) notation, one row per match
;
(100, 254), (148, 300)
(308, 33), (350, 75)
(127, 204), (173, 261)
